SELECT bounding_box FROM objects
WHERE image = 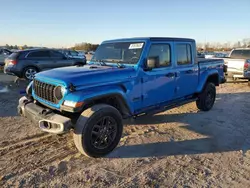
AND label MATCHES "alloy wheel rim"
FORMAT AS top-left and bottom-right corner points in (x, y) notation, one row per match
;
(91, 116), (118, 150)
(25, 69), (37, 80)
